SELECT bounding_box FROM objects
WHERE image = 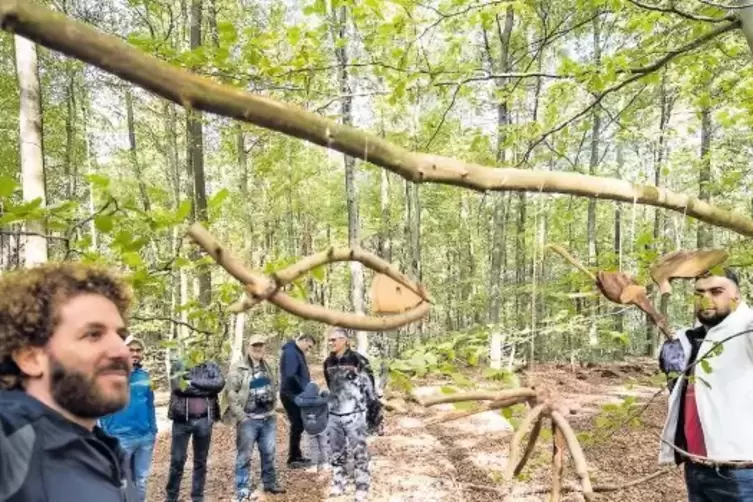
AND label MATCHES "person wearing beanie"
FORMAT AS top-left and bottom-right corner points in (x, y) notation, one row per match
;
(294, 381), (331, 473)
(99, 336), (158, 502)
